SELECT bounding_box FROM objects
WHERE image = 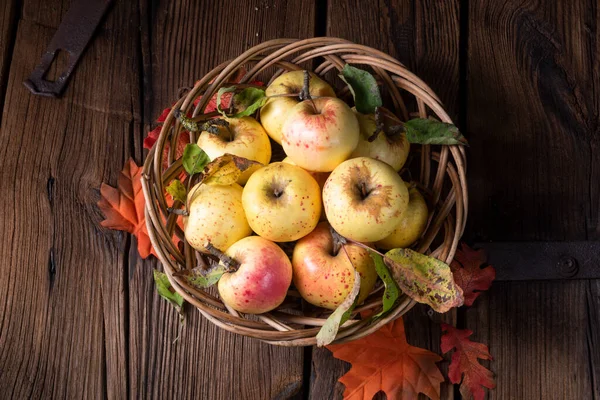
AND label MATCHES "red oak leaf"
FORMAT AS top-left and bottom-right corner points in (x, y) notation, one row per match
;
(450, 243), (496, 306)
(441, 324), (495, 400)
(327, 318), (444, 400)
(98, 158), (154, 258)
